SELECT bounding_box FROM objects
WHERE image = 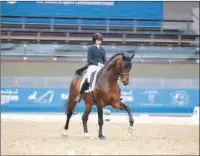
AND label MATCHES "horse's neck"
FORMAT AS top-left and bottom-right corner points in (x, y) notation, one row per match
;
(99, 57), (121, 85)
